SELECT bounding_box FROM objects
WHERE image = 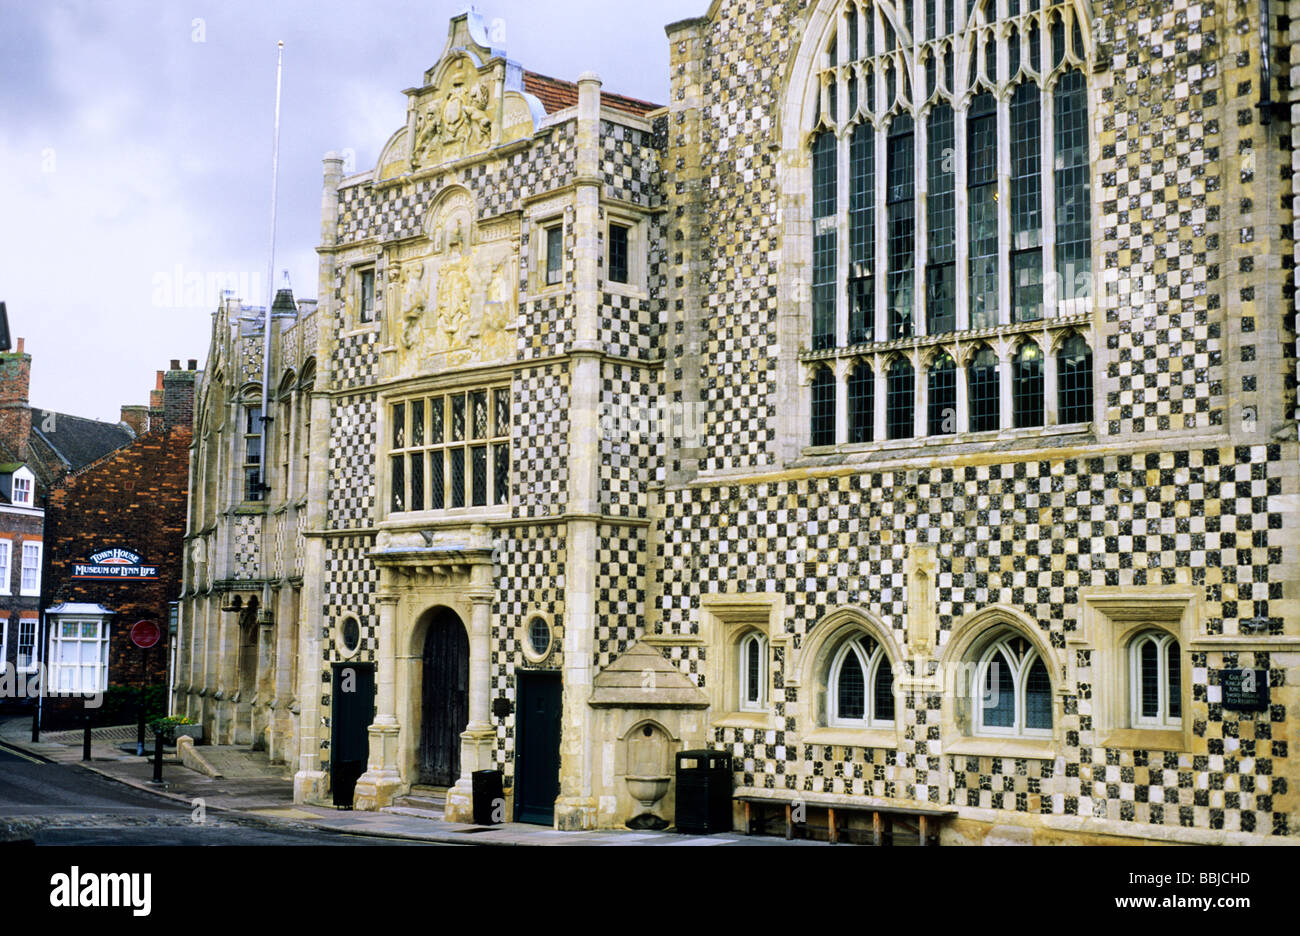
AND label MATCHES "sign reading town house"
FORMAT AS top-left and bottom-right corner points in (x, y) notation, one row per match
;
(1221, 669), (1269, 712)
(73, 548), (159, 581)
